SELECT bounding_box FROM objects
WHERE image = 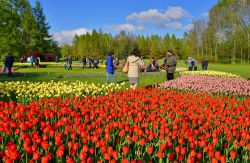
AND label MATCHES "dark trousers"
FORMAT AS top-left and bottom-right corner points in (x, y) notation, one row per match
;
(68, 64), (72, 70)
(202, 66), (207, 71)
(82, 63), (86, 69)
(7, 65), (13, 77)
(167, 73), (174, 80)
